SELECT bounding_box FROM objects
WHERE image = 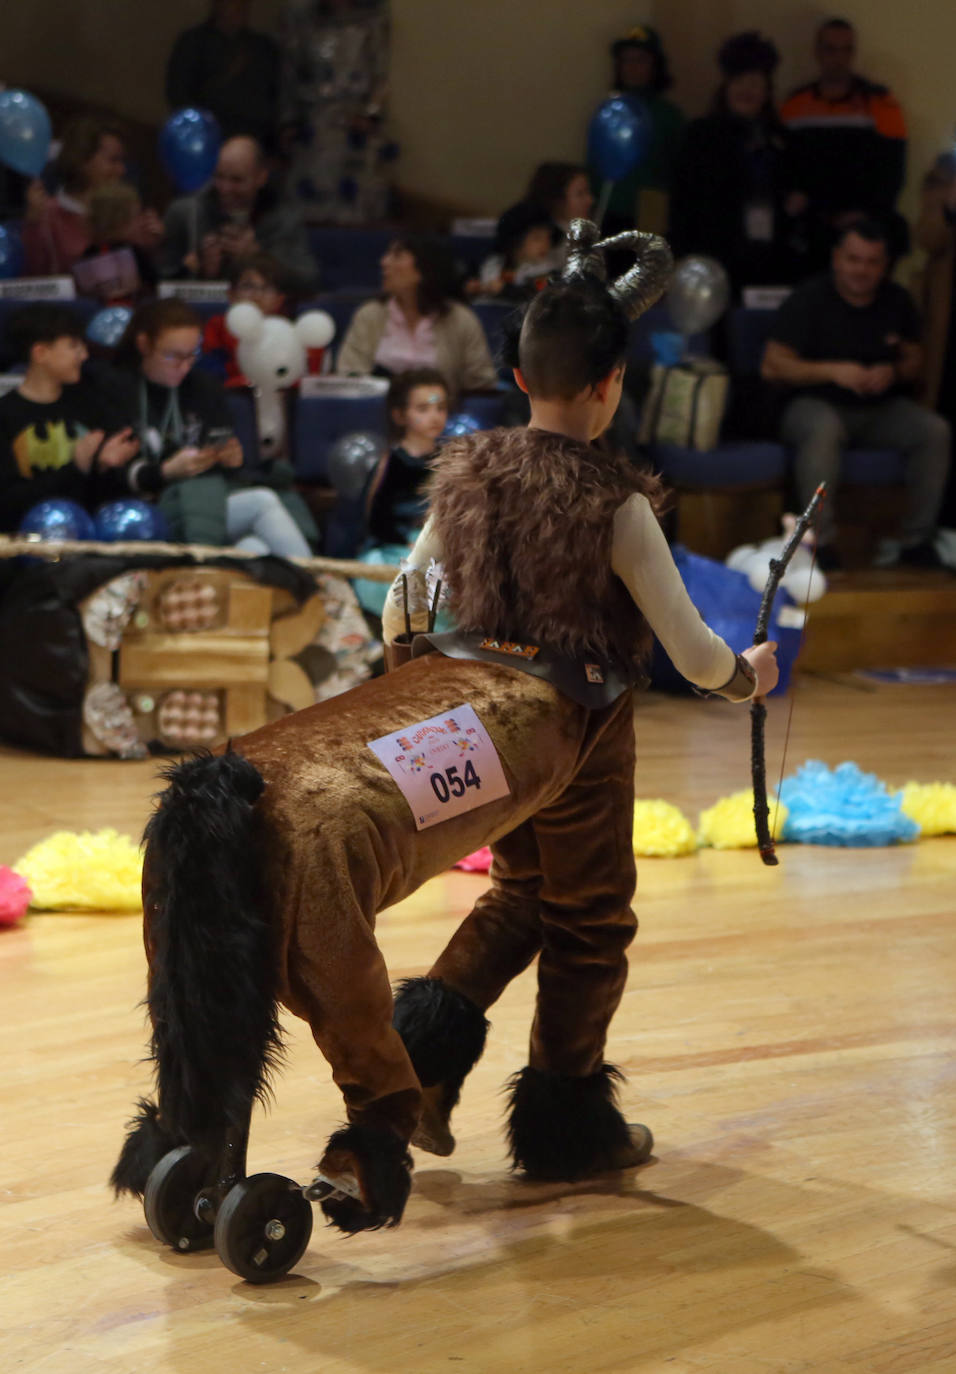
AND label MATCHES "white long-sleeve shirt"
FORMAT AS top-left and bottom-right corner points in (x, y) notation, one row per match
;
(383, 492), (748, 698)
